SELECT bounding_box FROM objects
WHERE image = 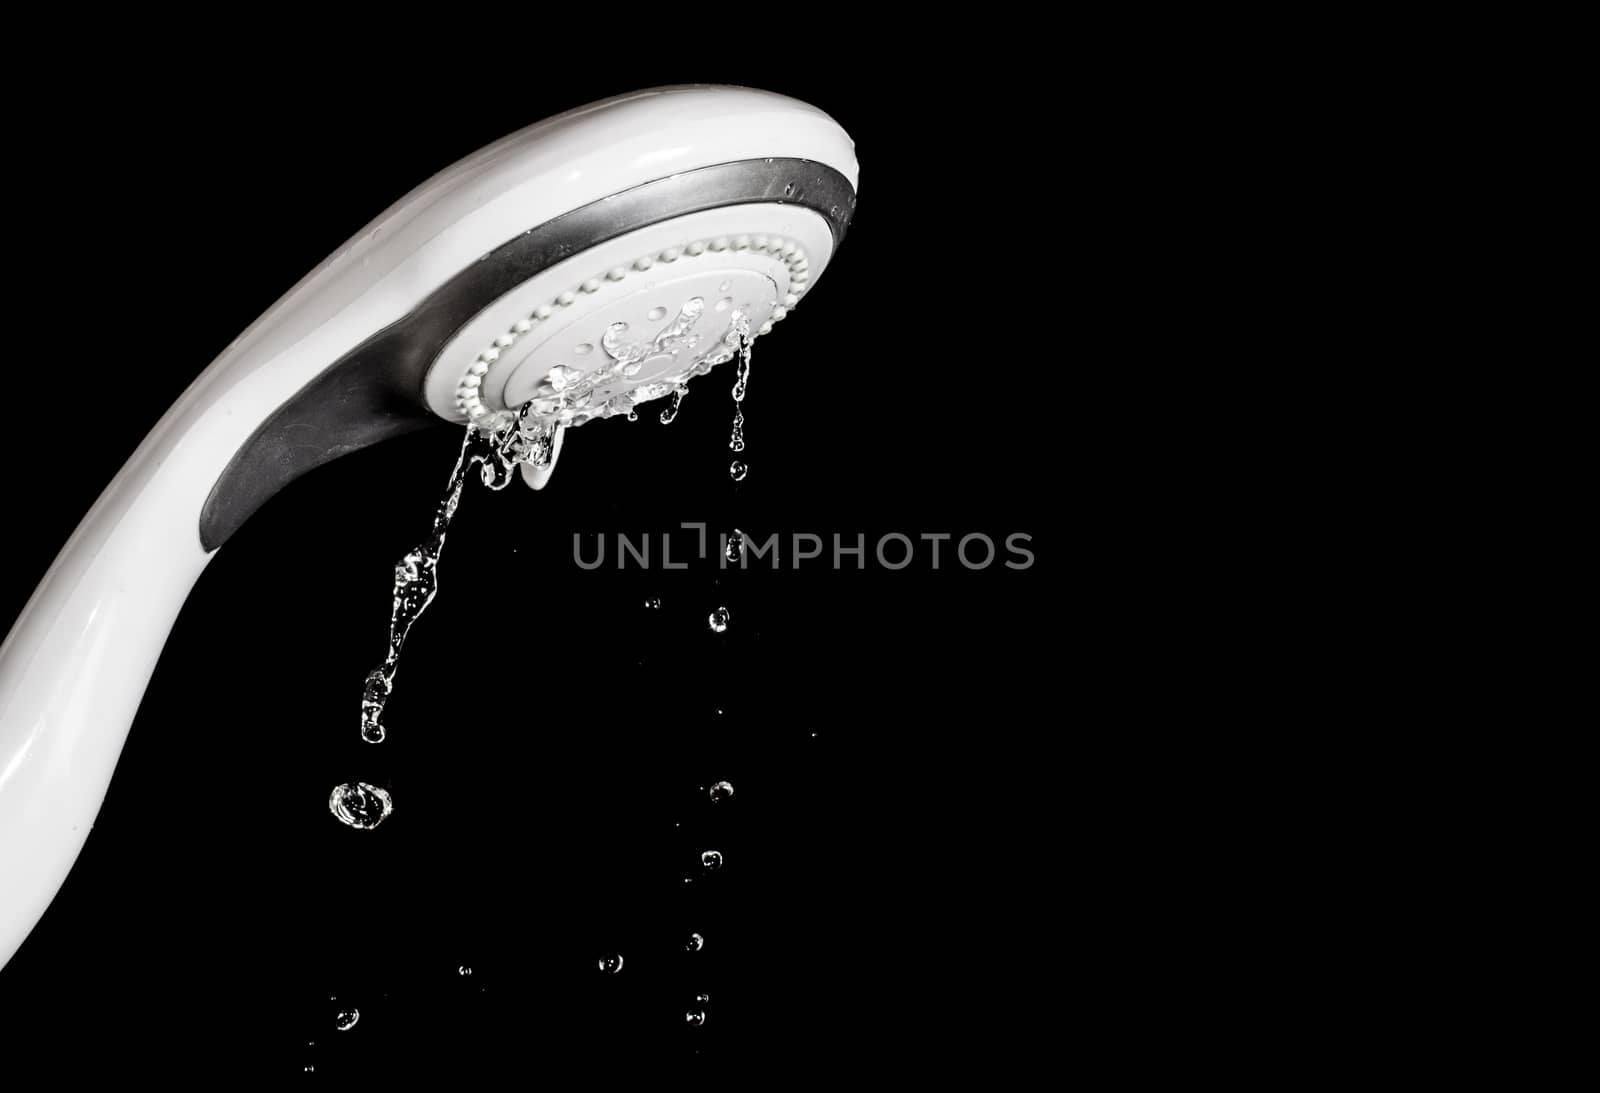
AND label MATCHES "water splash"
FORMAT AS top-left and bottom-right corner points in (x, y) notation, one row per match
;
(329, 782), (393, 830)
(357, 431), (479, 744)
(707, 607), (730, 634)
(355, 407), (558, 748)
